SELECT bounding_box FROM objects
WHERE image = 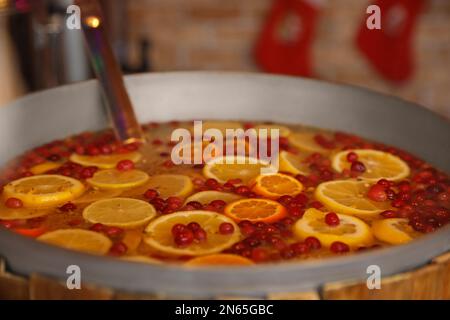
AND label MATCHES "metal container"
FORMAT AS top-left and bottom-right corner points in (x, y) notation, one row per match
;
(0, 72), (449, 298)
